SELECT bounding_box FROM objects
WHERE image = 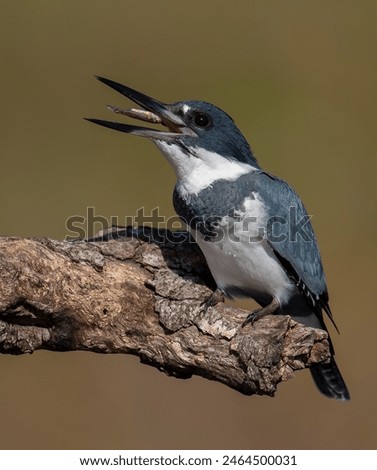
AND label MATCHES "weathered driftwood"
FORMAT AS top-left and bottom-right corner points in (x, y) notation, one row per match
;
(0, 227), (330, 396)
